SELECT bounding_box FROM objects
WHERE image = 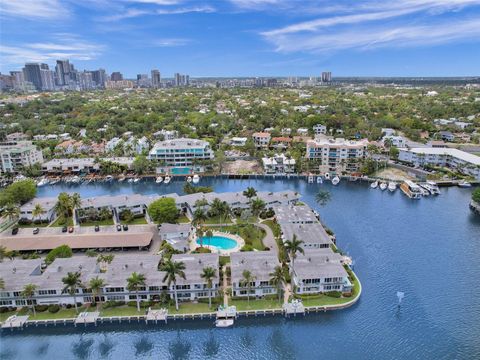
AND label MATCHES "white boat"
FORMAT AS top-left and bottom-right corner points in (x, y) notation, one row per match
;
(388, 181), (397, 192)
(155, 176), (163, 184)
(215, 319), (234, 328)
(331, 176), (340, 186)
(164, 176), (171, 184)
(426, 181), (441, 195)
(316, 176), (323, 184)
(379, 182), (387, 191)
(36, 178), (49, 187)
(418, 186), (430, 196)
(71, 175), (81, 183)
(118, 175), (126, 182)
(105, 175), (114, 182)
(192, 174), (200, 184)
(133, 177), (141, 183)
(324, 172), (331, 180)
(458, 180), (472, 188)
(400, 180), (422, 199)
(307, 174), (314, 183)
(370, 180), (379, 189)
(186, 176), (192, 183)
(127, 178), (134, 183)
